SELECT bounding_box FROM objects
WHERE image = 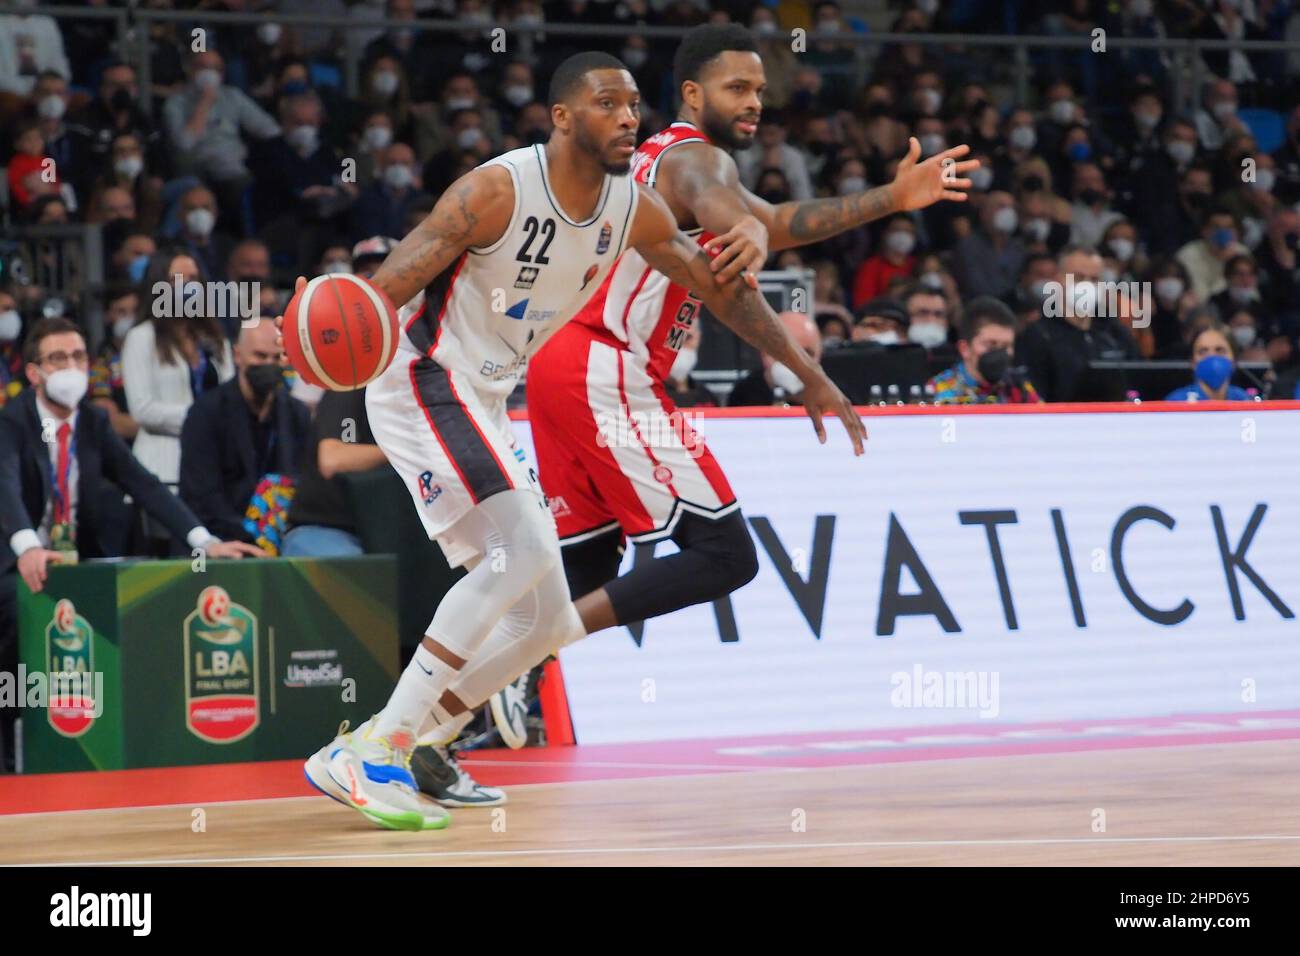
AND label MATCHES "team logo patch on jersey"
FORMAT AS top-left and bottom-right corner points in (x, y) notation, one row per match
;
(596, 221), (612, 255)
(653, 465), (674, 484)
(514, 266), (539, 290)
(580, 263), (599, 291)
(418, 470), (443, 505)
